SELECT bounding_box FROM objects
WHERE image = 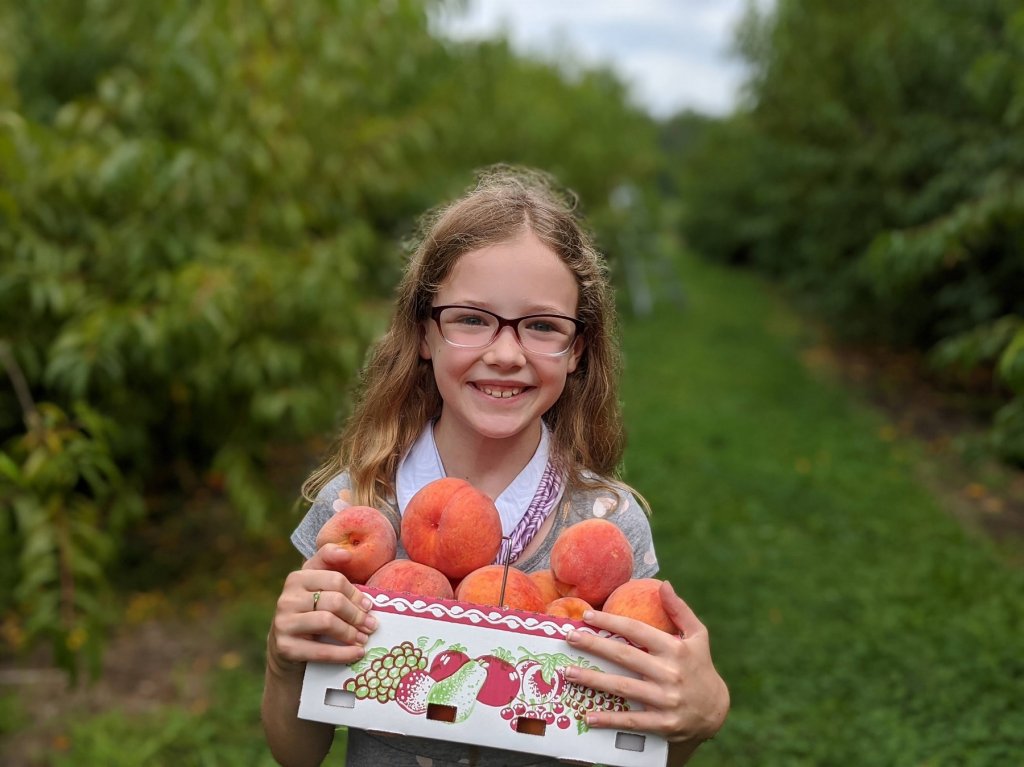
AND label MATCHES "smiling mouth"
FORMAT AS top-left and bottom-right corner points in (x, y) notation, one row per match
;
(476, 384), (525, 398)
